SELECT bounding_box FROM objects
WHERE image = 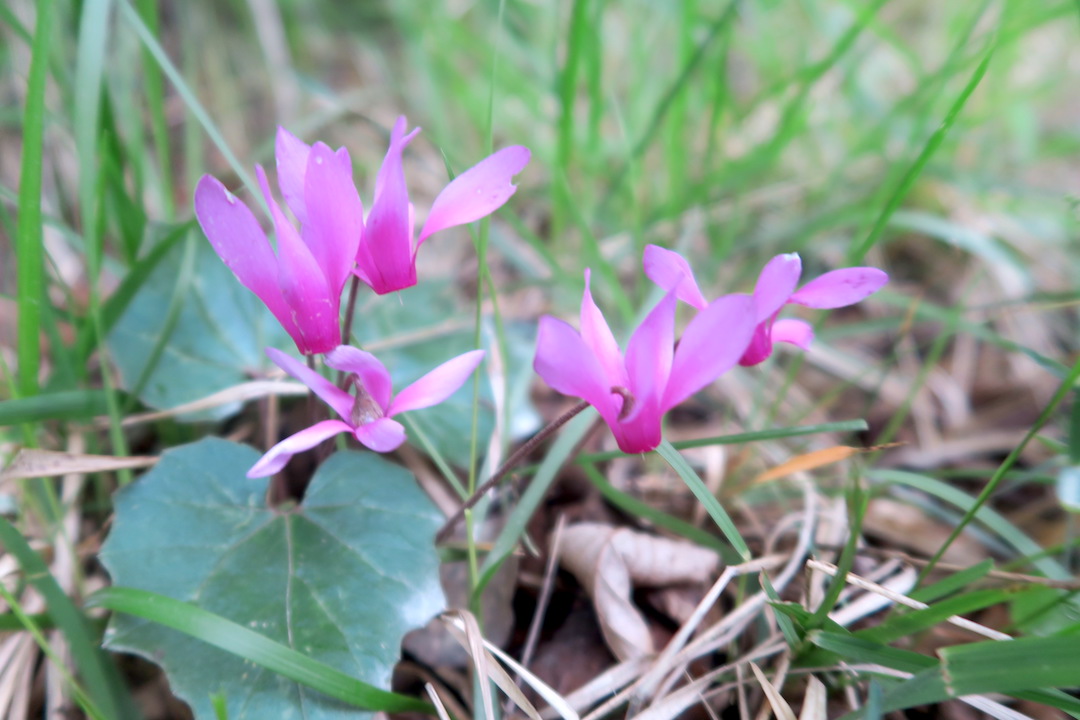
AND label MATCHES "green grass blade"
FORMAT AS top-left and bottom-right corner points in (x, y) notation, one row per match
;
(847, 42), (996, 263)
(87, 587), (434, 714)
(0, 517), (129, 720)
(857, 587), (1034, 645)
(876, 636), (1080, 712)
(908, 559), (993, 603)
(583, 463), (727, 554)
(0, 389), (121, 426)
(15, 0), (56, 399)
(573, 419), (868, 465)
(480, 409), (597, 580)
(918, 353), (1080, 580)
(808, 479), (867, 629)
(117, 0), (256, 196)
(656, 439), (750, 561)
(74, 0), (112, 284)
